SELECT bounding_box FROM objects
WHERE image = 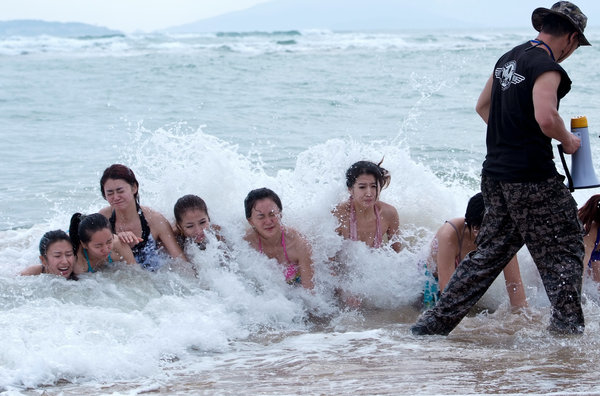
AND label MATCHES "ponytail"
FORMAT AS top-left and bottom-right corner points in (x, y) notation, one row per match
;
(69, 212), (111, 252)
(69, 213), (84, 252)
